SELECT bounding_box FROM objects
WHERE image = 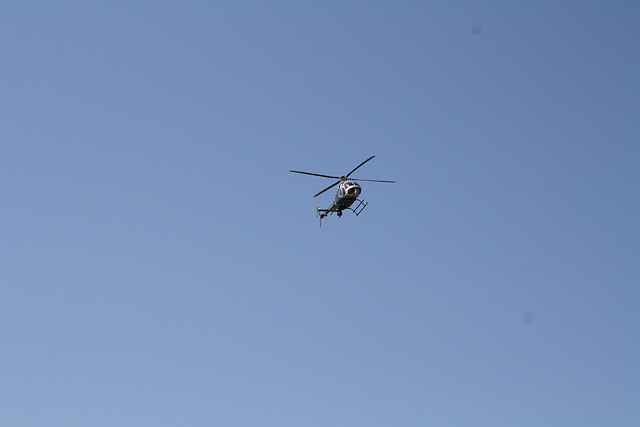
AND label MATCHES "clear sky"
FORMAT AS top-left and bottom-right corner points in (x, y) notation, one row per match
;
(2, 1), (639, 426)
